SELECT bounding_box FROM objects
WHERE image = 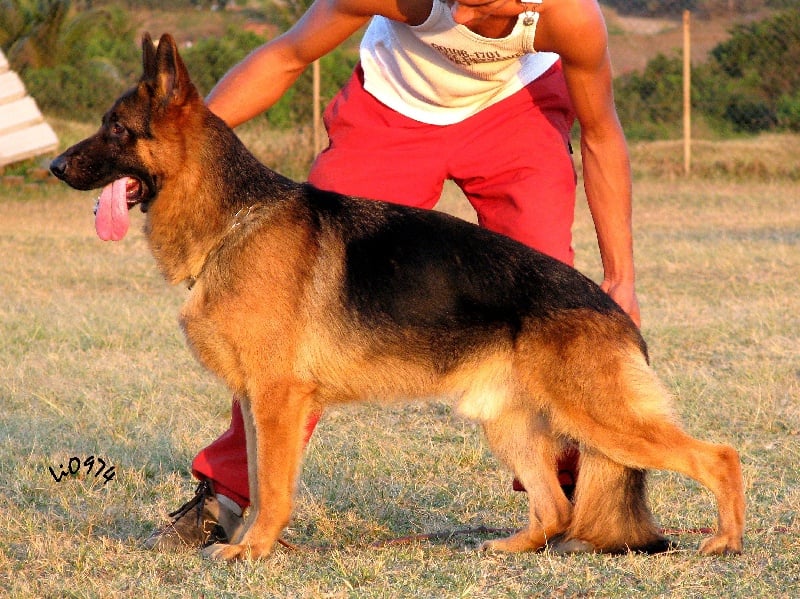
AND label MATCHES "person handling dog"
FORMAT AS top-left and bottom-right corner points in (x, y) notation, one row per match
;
(145, 0), (640, 550)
